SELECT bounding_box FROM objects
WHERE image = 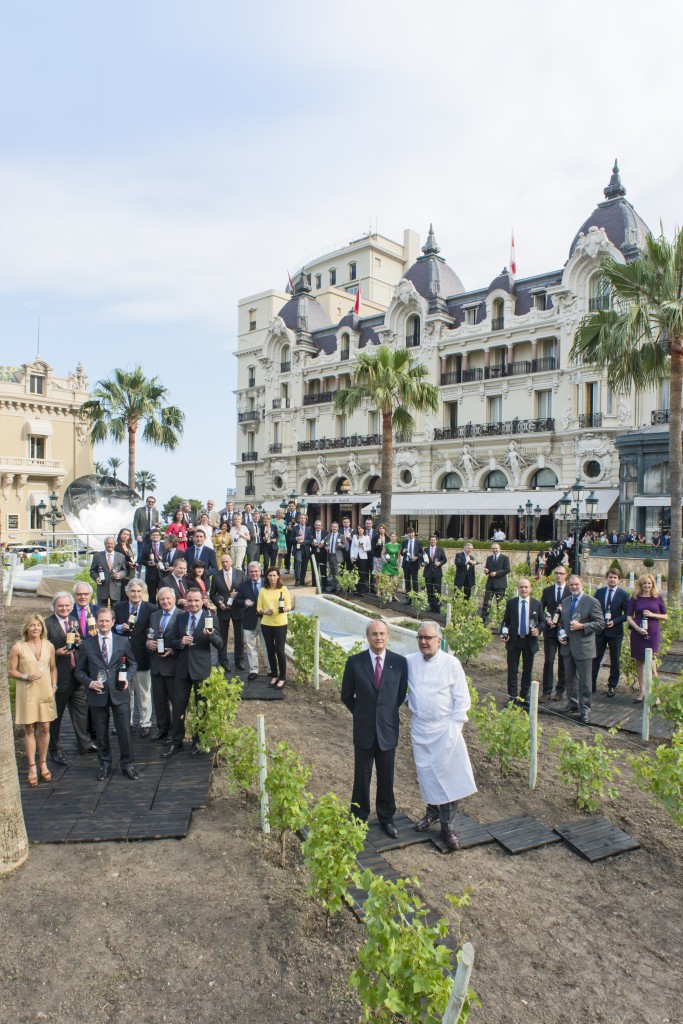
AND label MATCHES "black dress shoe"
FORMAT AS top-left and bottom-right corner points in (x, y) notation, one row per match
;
(380, 821), (399, 839)
(607, 687), (616, 698)
(80, 744), (98, 754)
(97, 766), (110, 781)
(248, 672), (258, 681)
(50, 752), (69, 766)
(139, 727), (151, 738)
(579, 714), (590, 725)
(441, 829), (461, 851)
(161, 743), (183, 759)
(151, 731), (168, 742)
(235, 662), (245, 670)
(189, 743), (201, 757)
(415, 811), (440, 832)
(122, 765), (139, 779)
